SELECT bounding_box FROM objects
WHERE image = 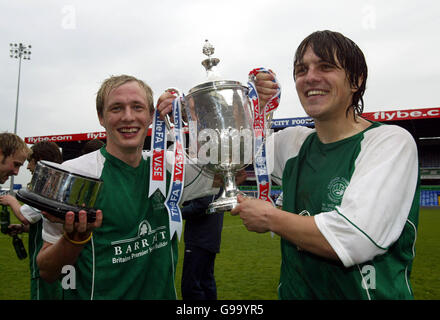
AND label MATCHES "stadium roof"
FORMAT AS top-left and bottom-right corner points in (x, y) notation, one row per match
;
(272, 107), (440, 141)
